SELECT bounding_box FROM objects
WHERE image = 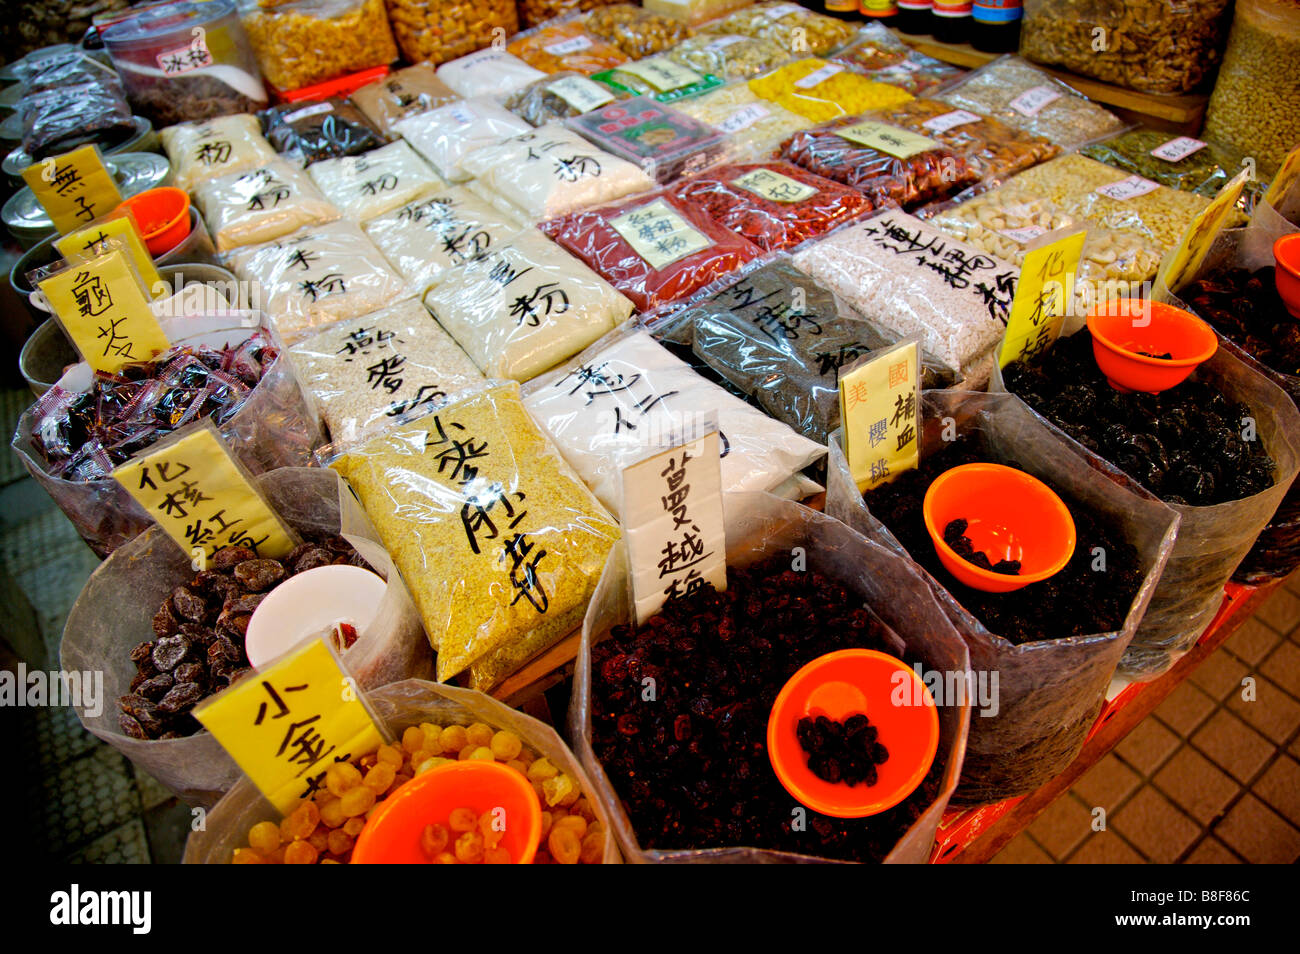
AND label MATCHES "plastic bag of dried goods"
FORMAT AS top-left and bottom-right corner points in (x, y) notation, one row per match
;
(288, 298), (486, 445)
(1080, 129), (1260, 202)
(385, 0), (518, 66)
(195, 160), (340, 252)
(591, 56), (724, 103)
(507, 20), (629, 75)
(936, 55), (1127, 151)
(435, 48), (548, 102)
(540, 190), (763, 311)
(506, 72), (627, 126)
(260, 98), (388, 166)
(391, 98), (532, 183)
(666, 160), (870, 252)
(646, 257), (956, 444)
(361, 188), (520, 296)
(162, 114), (279, 193)
(671, 84), (813, 163)
(830, 22), (966, 96)
(994, 329), (1300, 680)
(573, 490), (971, 863)
(307, 140), (442, 222)
(663, 32), (792, 81)
(700, 2), (855, 56)
(824, 390), (1178, 803)
(61, 466), (428, 805)
(226, 222), (407, 343)
(184, 679), (621, 863)
(459, 124), (654, 222)
(328, 383), (621, 686)
(12, 314), (322, 558)
(19, 57), (136, 160)
(564, 96), (728, 184)
(423, 228), (633, 382)
(791, 211), (1013, 388)
(349, 65), (459, 136)
(239, 0), (398, 93)
(522, 327), (827, 515)
(747, 58), (914, 124)
(582, 3), (691, 58)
